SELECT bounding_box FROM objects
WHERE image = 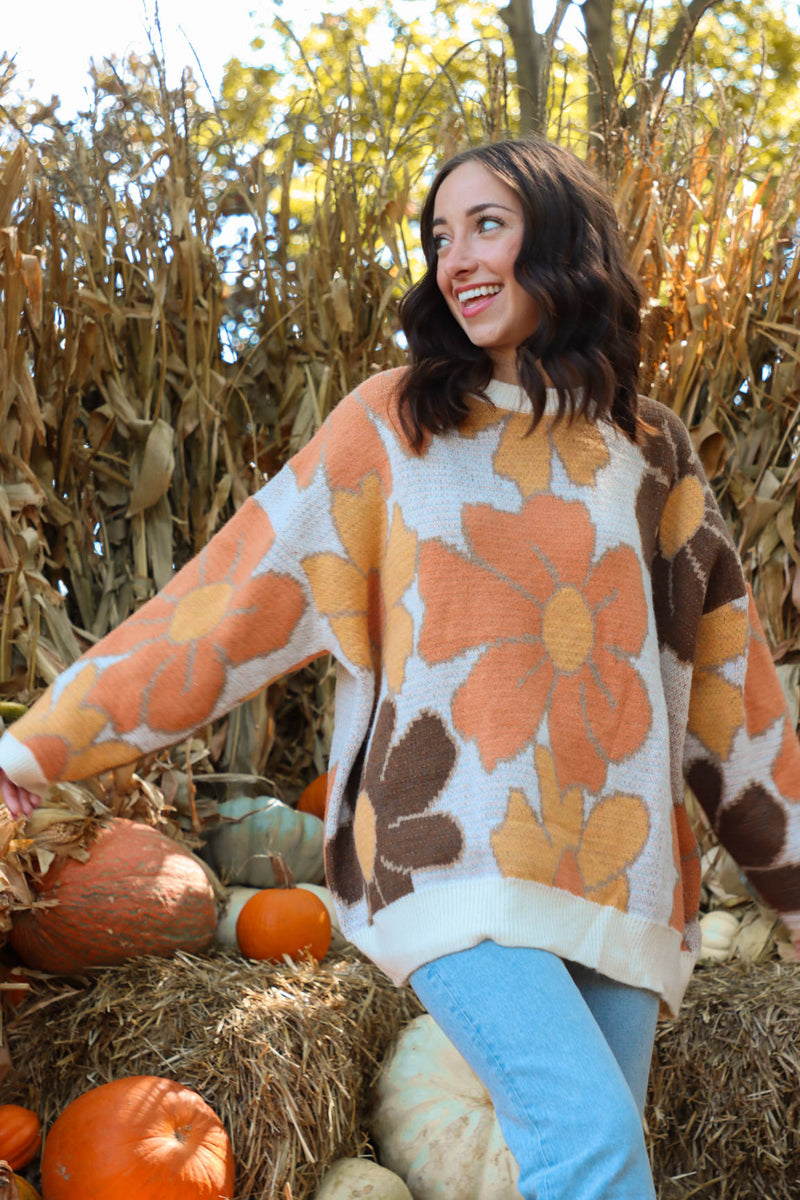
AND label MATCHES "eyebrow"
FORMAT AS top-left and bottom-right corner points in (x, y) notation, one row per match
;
(431, 201), (515, 227)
